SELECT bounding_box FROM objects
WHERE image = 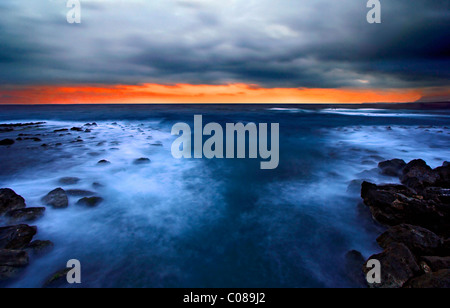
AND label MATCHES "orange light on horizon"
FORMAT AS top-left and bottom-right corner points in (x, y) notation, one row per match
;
(0, 83), (437, 105)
